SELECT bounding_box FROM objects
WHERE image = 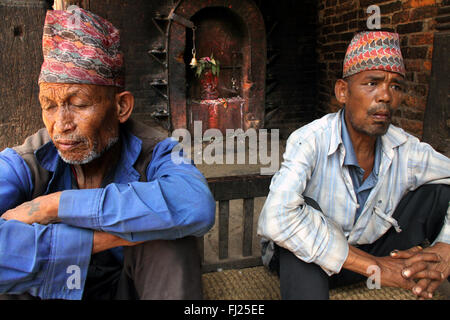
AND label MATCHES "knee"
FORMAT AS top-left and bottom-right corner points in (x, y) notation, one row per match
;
(123, 237), (203, 299)
(125, 236), (201, 265)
